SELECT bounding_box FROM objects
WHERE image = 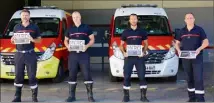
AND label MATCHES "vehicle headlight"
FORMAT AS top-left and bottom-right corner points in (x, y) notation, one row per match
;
(38, 43), (56, 61)
(112, 41), (124, 60)
(164, 46), (176, 60)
